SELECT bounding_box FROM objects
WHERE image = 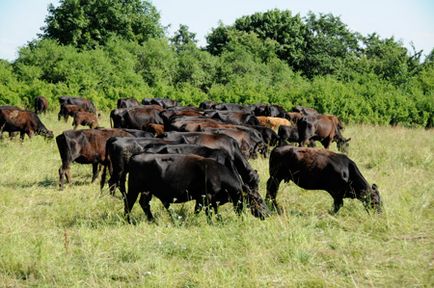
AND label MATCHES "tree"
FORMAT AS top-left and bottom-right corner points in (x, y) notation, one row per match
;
(41, 0), (163, 49)
(301, 12), (361, 78)
(170, 24), (198, 52)
(232, 9), (306, 69)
